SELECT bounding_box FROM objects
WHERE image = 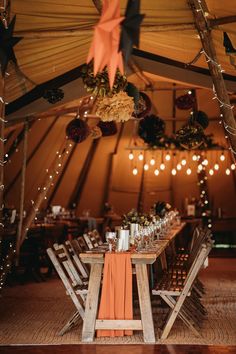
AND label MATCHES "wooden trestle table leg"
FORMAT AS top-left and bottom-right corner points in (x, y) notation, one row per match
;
(135, 263), (156, 343)
(81, 263), (103, 342)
